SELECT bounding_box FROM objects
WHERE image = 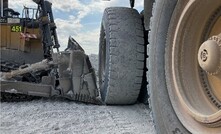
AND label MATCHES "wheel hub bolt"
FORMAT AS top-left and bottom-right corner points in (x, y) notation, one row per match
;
(200, 49), (208, 62)
(198, 36), (221, 76)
